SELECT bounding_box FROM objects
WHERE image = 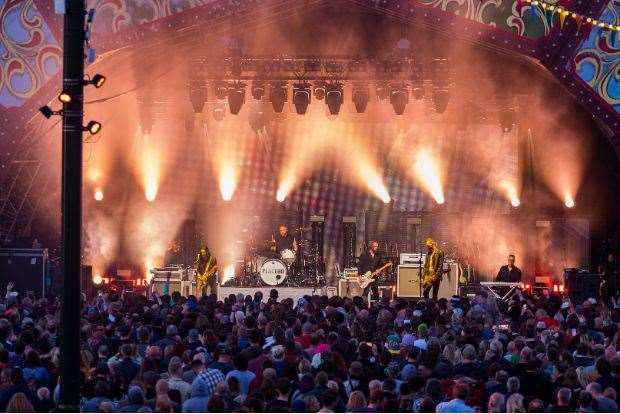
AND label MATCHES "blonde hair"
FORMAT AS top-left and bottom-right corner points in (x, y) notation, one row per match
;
(6, 393), (34, 413)
(347, 391), (367, 410)
(506, 393), (525, 413)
